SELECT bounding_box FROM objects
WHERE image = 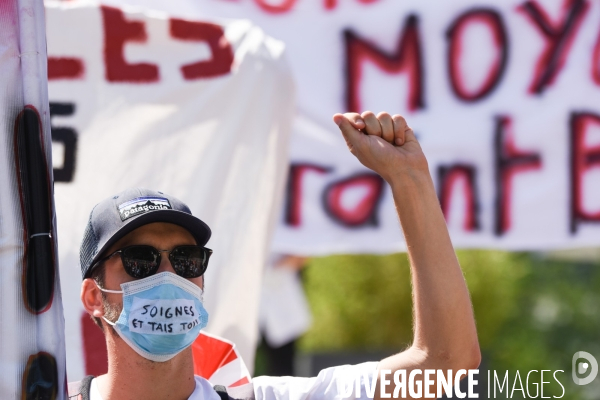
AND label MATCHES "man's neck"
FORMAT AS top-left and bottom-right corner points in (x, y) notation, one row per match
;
(97, 334), (197, 400)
